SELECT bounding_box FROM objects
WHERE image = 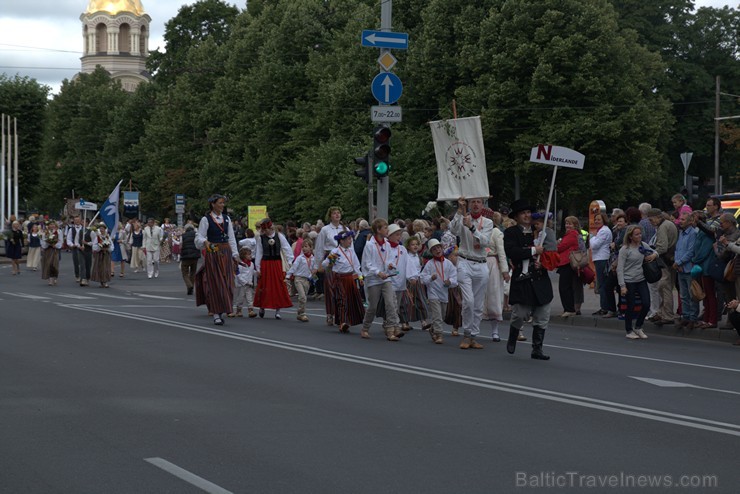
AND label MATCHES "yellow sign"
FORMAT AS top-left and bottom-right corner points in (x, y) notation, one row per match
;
(247, 205), (267, 230)
(378, 52), (397, 71)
